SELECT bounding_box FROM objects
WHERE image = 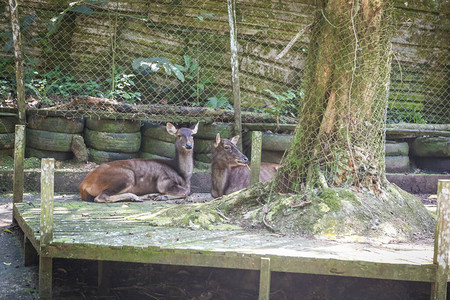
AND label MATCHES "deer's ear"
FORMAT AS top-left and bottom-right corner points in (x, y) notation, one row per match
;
(231, 135), (240, 145)
(166, 123), (178, 136)
(214, 133), (221, 148)
(191, 122), (199, 135)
